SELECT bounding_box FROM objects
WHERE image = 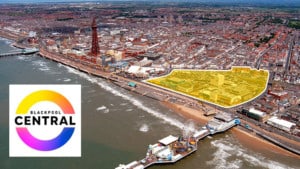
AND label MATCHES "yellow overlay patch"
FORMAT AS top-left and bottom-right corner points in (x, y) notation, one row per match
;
(146, 67), (269, 108)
